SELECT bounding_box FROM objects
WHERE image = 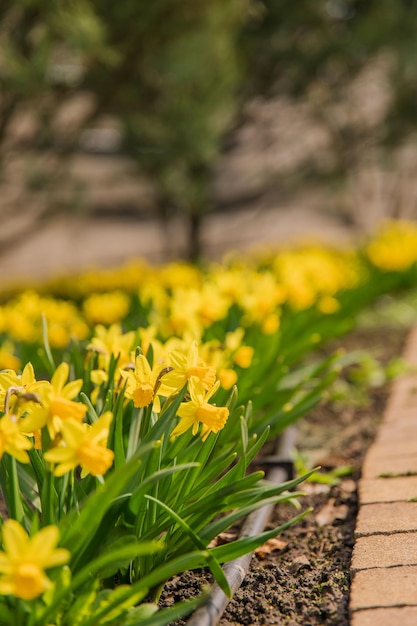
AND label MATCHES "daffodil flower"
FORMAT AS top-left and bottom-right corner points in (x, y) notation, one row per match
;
(44, 412), (114, 477)
(19, 362), (87, 438)
(0, 413), (32, 463)
(171, 378), (229, 441)
(161, 341), (216, 395)
(0, 520), (70, 600)
(121, 354), (170, 411)
(0, 362), (48, 415)
(88, 323), (136, 372)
